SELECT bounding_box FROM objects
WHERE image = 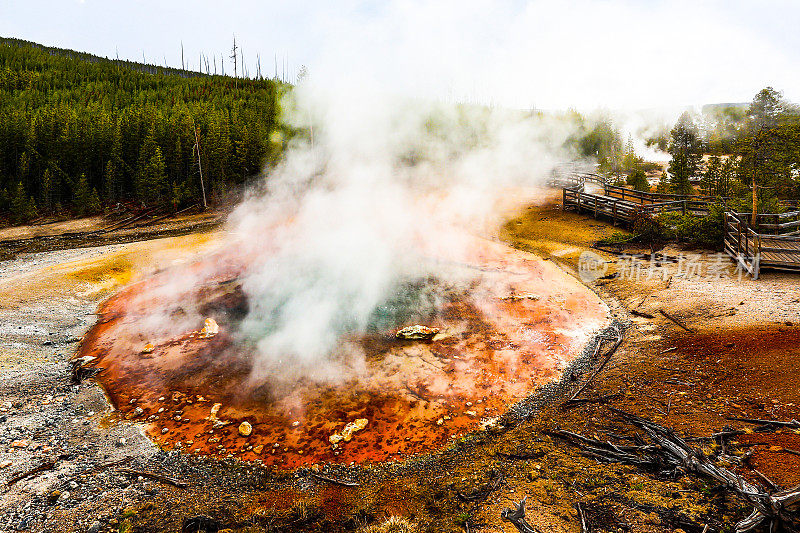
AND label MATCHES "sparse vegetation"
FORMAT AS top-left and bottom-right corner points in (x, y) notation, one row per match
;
(356, 516), (418, 533)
